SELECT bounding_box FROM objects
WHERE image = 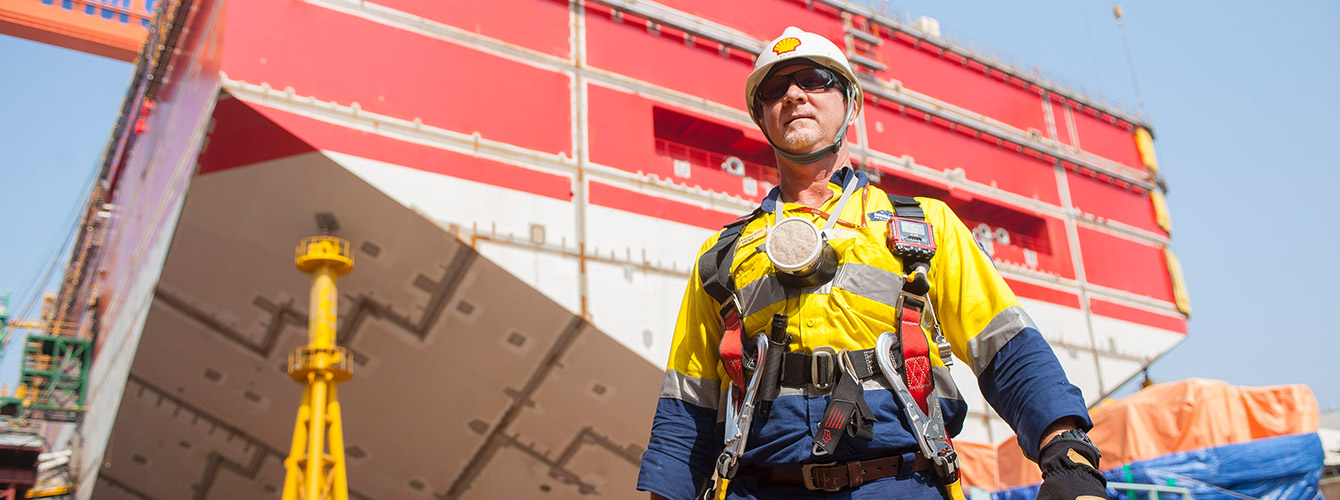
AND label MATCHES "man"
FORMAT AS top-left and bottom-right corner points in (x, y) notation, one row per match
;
(637, 27), (1107, 500)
